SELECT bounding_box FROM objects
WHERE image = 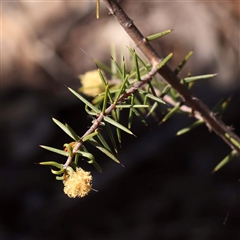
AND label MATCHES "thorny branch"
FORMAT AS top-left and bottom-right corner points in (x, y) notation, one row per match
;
(102, 0), (240, 154)
(64, 0), (240, 168)
(63, 65), (159, 168)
